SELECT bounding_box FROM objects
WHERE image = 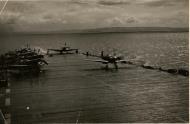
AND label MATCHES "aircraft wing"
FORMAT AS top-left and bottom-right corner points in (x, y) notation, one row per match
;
(116, 60), (126, 63)
(48, 49), (62, 52)
(64, 49), (76, 51)
(8, 65), (32, 69)
(9, 65), (31, 67)
(25, 58), (48, 65)
(116, 60), (134, 64)
(85, 59), (108, 64)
